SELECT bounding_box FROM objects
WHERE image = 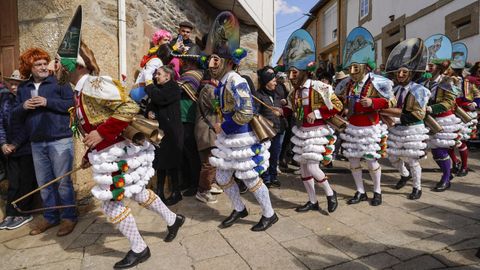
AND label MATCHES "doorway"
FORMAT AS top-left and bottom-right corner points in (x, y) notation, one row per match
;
(0, 0), (20, 80)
